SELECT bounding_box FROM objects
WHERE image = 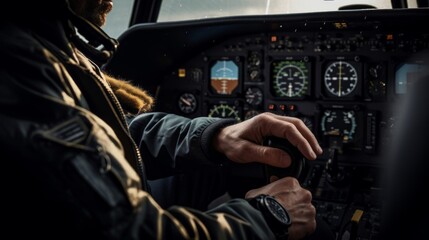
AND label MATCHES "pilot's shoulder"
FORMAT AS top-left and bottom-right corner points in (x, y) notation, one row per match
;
(0, 22), (57, 64)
